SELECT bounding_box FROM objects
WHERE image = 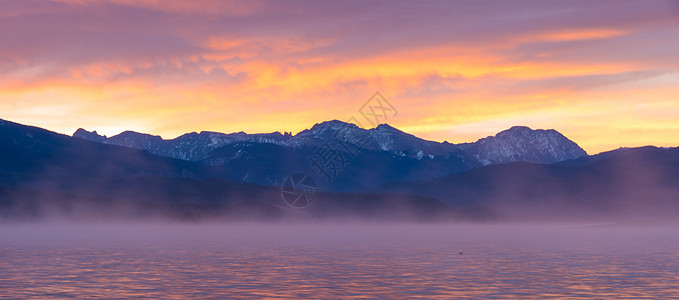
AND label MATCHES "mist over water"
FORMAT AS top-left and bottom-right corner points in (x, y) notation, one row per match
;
(2, 222), (679, 299)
